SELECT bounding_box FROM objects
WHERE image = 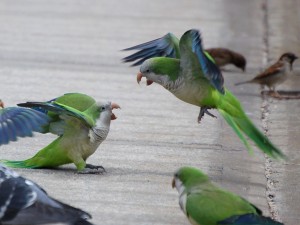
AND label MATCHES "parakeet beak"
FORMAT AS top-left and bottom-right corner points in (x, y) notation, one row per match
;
(172, 178), (176, 188)
(137, 72), (153, 86)
(111, 103), (120, 120)
(0, 100), (4, 108)
(137, 72), (143, 84)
